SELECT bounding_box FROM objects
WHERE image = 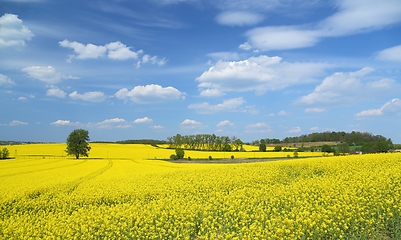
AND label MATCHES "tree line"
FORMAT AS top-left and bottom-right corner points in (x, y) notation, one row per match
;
(167, 134), (244, 152)
(252, 131), (392, 146)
